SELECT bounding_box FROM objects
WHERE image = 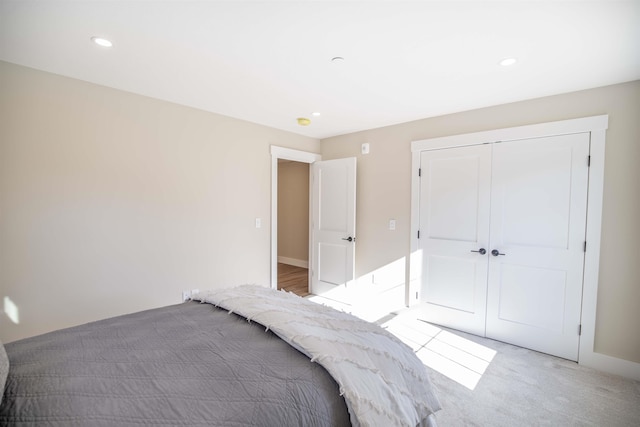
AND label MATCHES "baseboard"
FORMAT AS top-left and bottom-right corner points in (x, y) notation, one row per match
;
(581, 351), (640, 381)
(277, 256), (308, 269)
